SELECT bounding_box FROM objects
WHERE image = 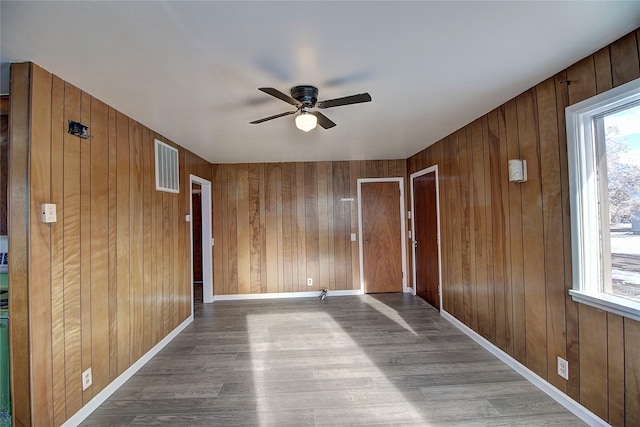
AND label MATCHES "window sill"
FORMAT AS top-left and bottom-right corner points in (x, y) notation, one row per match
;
(569, 289), (640, 321)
